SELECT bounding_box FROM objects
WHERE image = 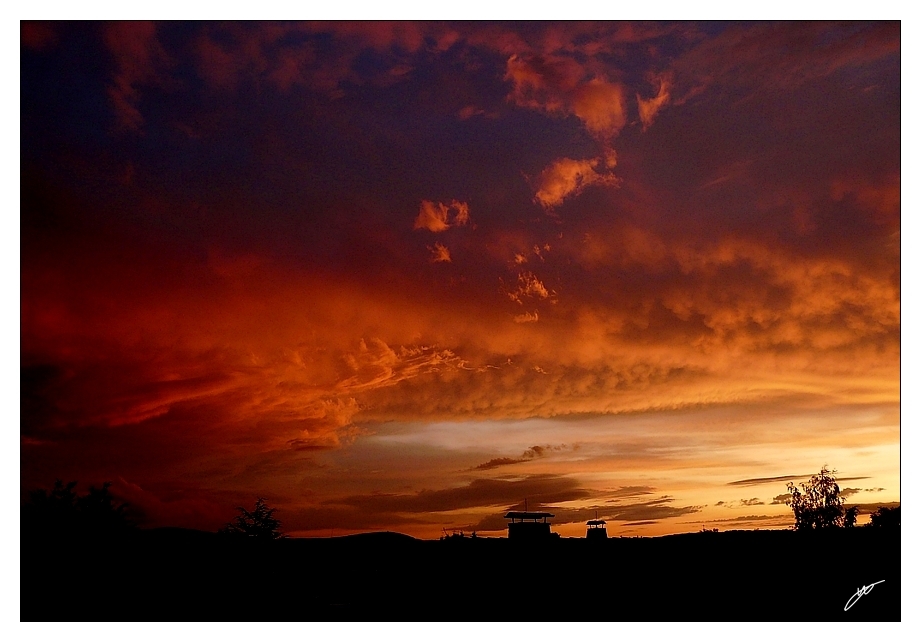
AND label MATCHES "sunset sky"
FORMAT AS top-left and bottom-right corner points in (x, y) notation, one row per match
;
(20, 20), (900, 538)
